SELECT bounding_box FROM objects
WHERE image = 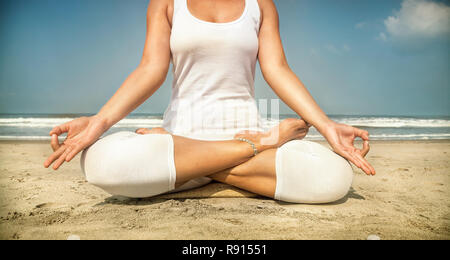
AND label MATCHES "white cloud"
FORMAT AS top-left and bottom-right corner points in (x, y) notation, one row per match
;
(309, 48), (319, 56)
(343, 44), (351, 52)
(377, 32), (388, 42)
(324, 44), (351, 55)
(383, 0), (450, 40)
(325, 44), (340, 54)
(355, 22), (366, 29)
